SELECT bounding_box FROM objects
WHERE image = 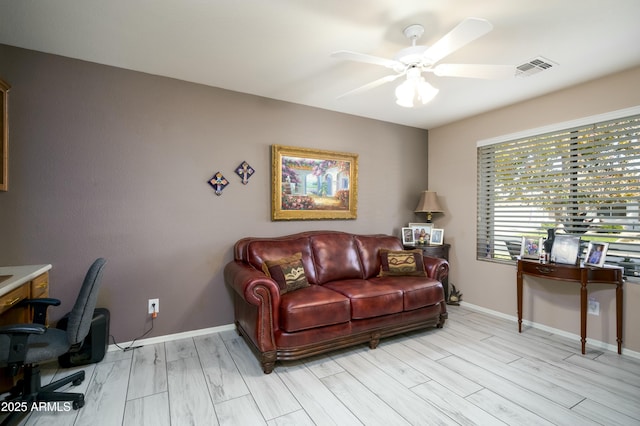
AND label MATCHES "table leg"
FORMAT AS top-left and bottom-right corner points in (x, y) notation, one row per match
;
(517, 265), (523, 333)
(580, 280), (587, 355)
(616, 282), (623, 354)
